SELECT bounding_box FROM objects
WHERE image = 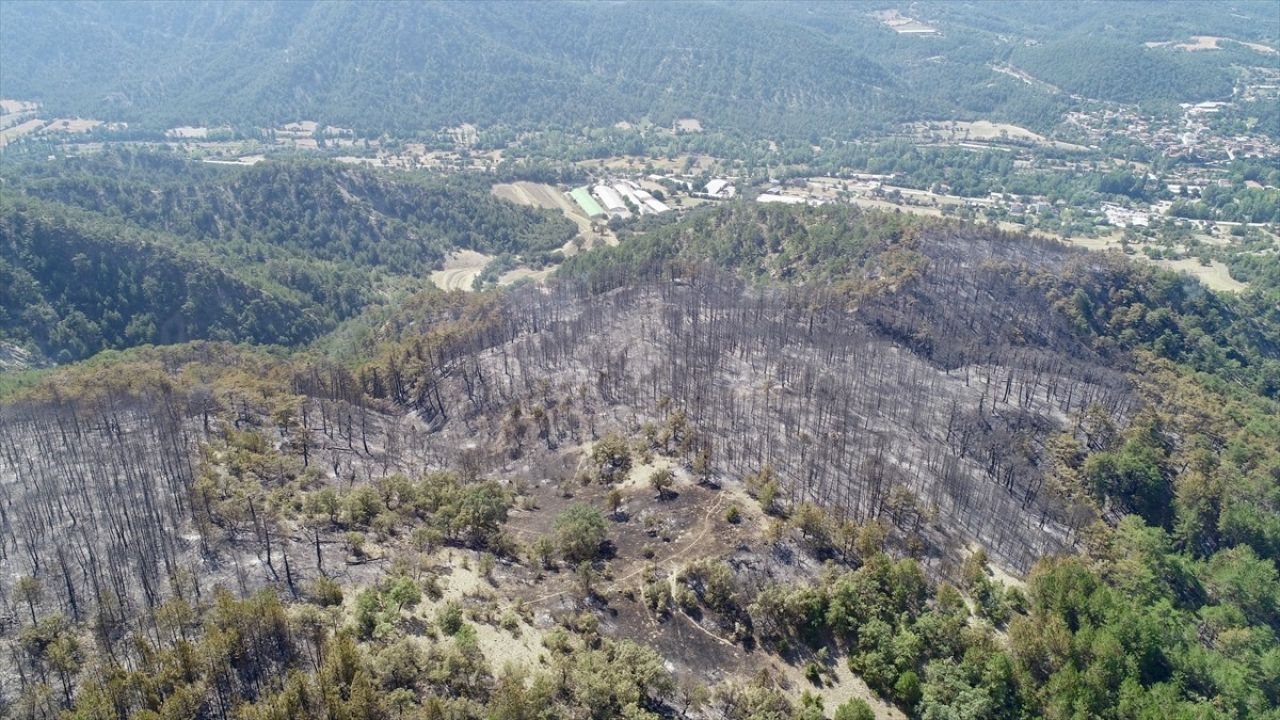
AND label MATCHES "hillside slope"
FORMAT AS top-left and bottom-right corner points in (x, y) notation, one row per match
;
(7, 1), (1263, 138)
(1, 208), (1277, 718)
(0, 153), (576, 361)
